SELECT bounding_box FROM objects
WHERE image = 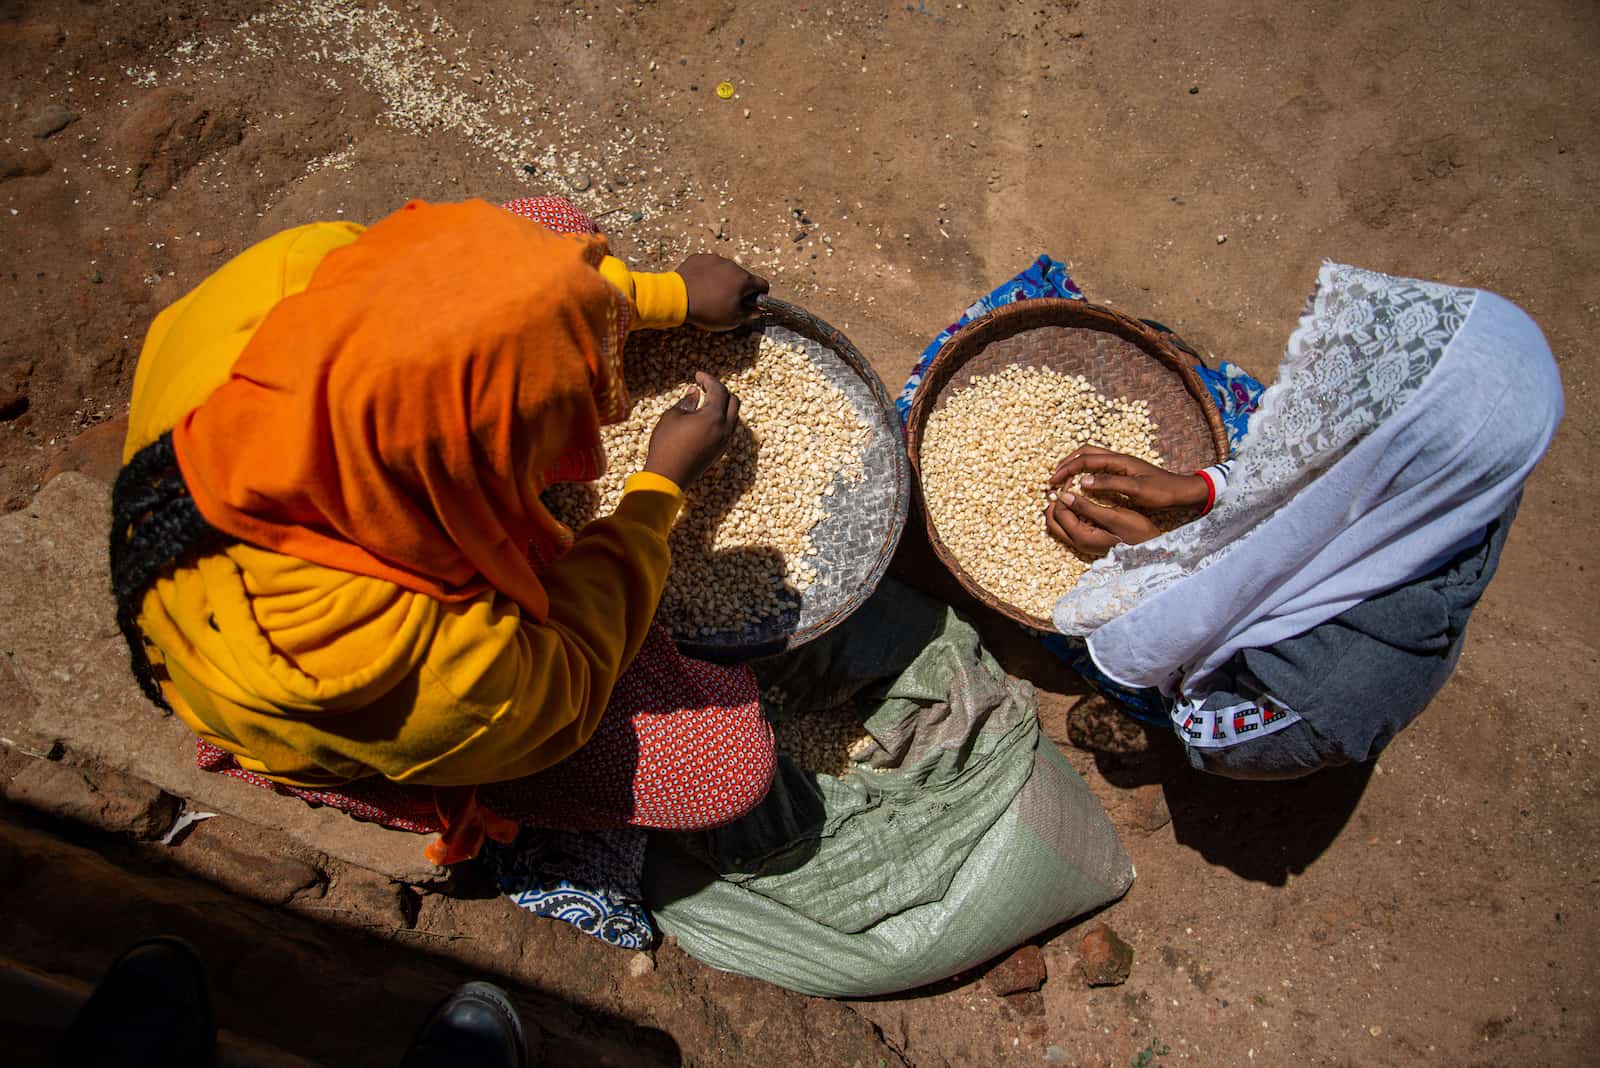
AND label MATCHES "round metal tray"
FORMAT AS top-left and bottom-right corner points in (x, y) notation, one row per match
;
(663, 296), (910, 659)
